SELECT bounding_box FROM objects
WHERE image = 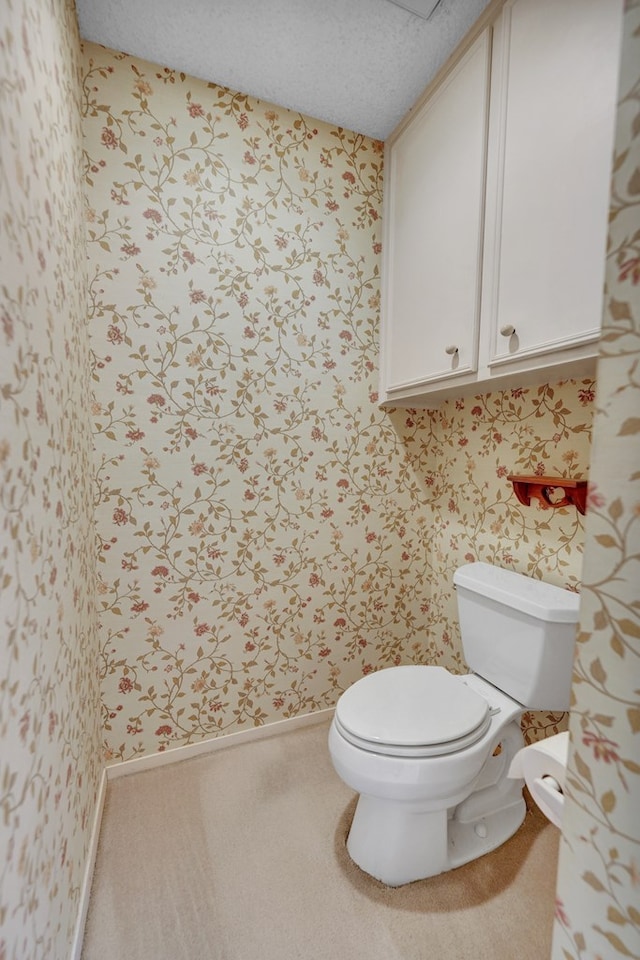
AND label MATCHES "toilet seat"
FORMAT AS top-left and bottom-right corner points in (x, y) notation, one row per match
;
(334, 665), (492, 758)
